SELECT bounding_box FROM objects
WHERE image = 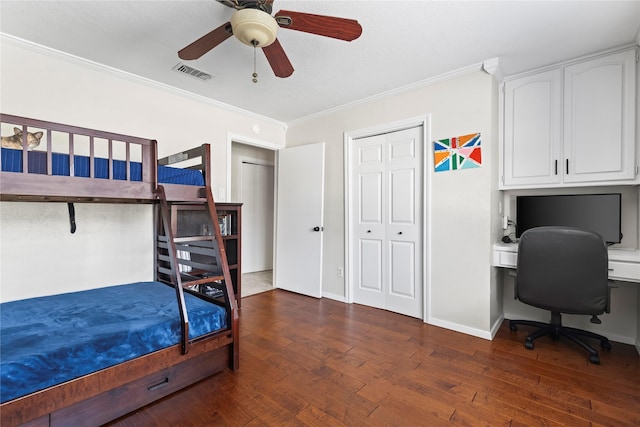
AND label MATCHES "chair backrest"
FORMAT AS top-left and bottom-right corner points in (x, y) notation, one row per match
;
(516, 226), (609, 315)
